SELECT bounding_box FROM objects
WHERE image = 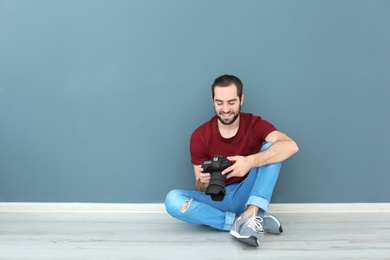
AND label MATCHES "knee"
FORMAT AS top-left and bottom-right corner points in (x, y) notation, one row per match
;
(165, 189), (194, 218)
(164, 190), (184, 217)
